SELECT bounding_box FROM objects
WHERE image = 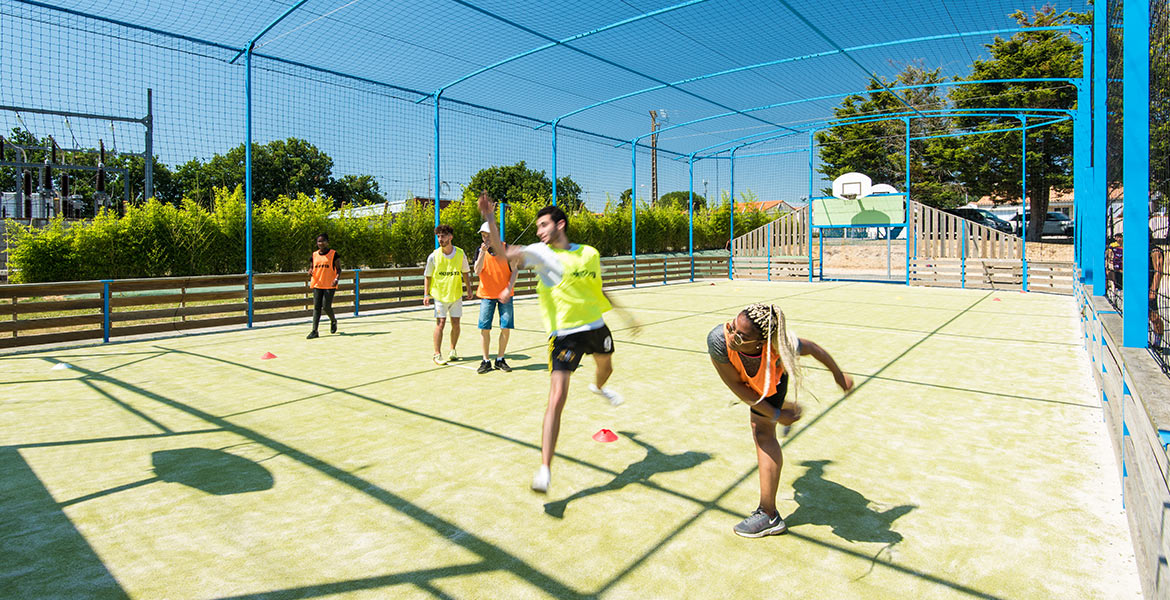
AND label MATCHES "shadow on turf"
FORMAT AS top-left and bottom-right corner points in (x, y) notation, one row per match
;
(152, 448), (275, 496)
(785, 459), (914, 545)
(543, 432), (712, 519)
